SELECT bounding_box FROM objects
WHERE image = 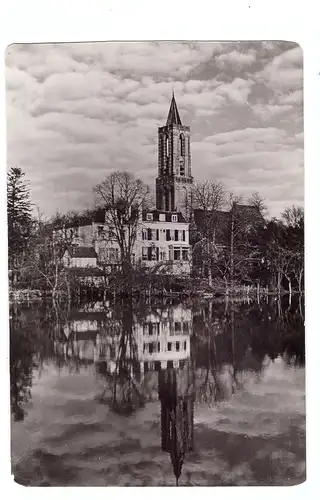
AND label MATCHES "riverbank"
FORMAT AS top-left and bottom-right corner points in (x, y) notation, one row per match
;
(9, 289), (56, 303)
(9, 285), (301, 305)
